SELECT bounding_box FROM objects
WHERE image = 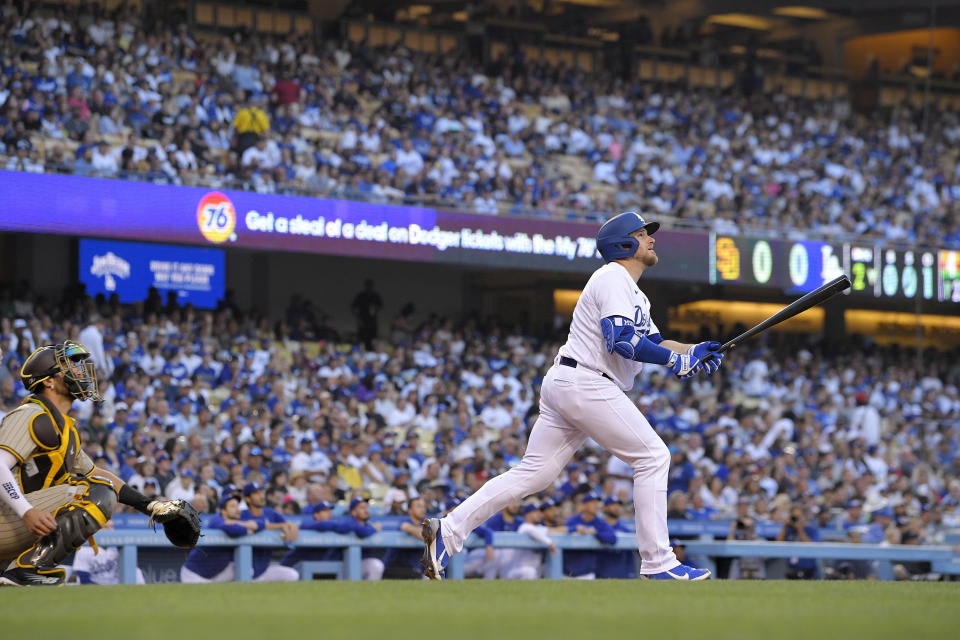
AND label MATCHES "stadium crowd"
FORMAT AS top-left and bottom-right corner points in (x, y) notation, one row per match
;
(1, 2), (960, 246)
(0, 279), (959, 581)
